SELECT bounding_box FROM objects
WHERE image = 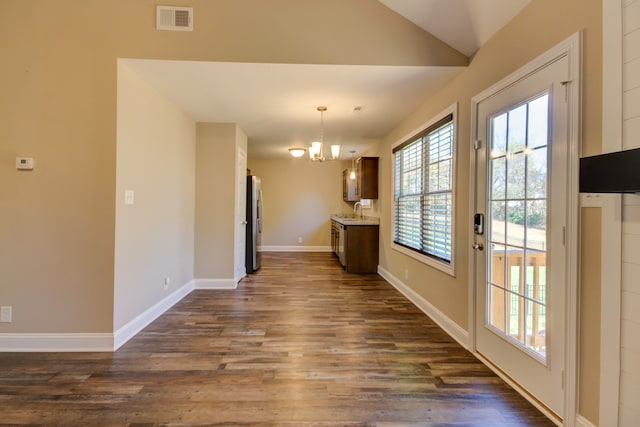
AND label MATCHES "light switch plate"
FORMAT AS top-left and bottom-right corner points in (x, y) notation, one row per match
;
(124, 189), (135, 205)
(0, 306), (12, 323)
